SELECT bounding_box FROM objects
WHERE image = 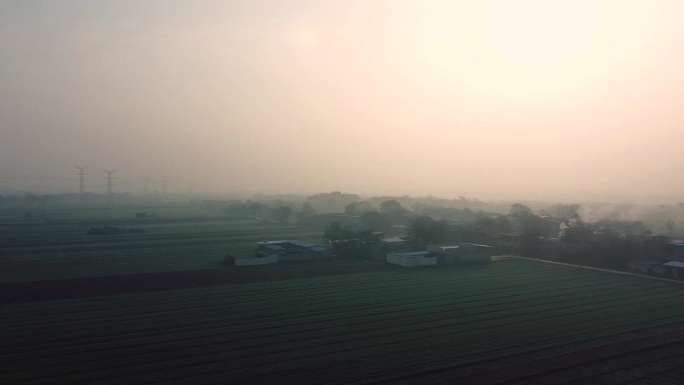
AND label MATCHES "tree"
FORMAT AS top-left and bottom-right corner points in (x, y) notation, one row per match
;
(509, 203), (533, 218)
(474, 214), (495, 232)
(380, 199), (408, 217)
(507, 203), (546, 257)
(492, 215), (512, 233)
(270, 206), (292, 223)
(300, 202), (315, 215)
(324, 222), (351, 242)
(295, 202), (316, 225)
(410, 216), (448, 249)
(324, 222), (361, 257)
(560, 219), (592, 244)
(247, 201), (267, 218)
(666, 219), (676, 231)
(540, 204), (581, 219)
(305, 192), (360, 213)
(344, 203), (358, 215)
(360, 210), (390, 232)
